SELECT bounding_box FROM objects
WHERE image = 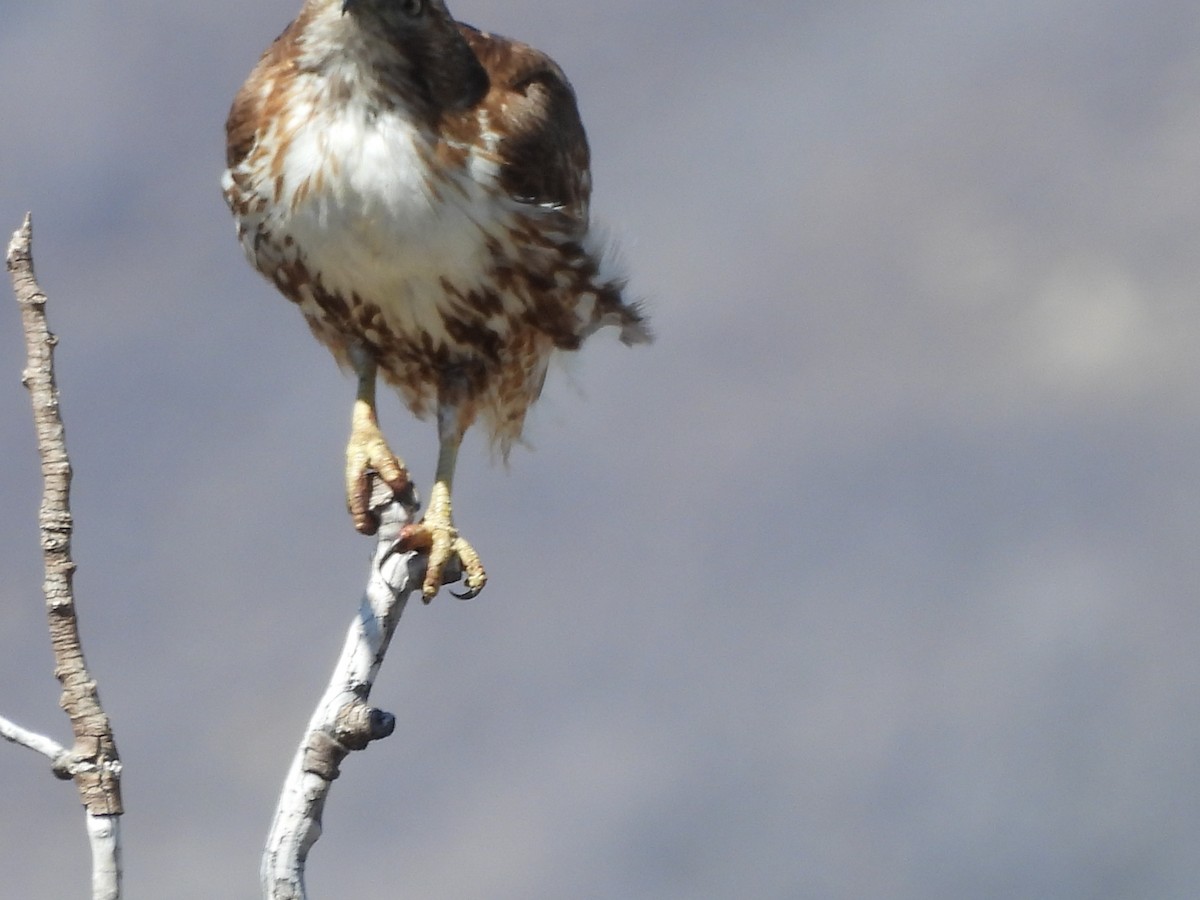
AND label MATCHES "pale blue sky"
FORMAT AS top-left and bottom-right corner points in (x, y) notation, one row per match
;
(3, 1), (1200, 896)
